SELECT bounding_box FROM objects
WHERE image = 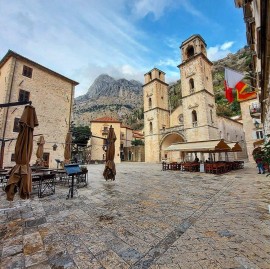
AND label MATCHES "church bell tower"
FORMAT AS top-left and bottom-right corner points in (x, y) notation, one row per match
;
(143, 68), (170, 162)
(178, 35), (219, 141)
